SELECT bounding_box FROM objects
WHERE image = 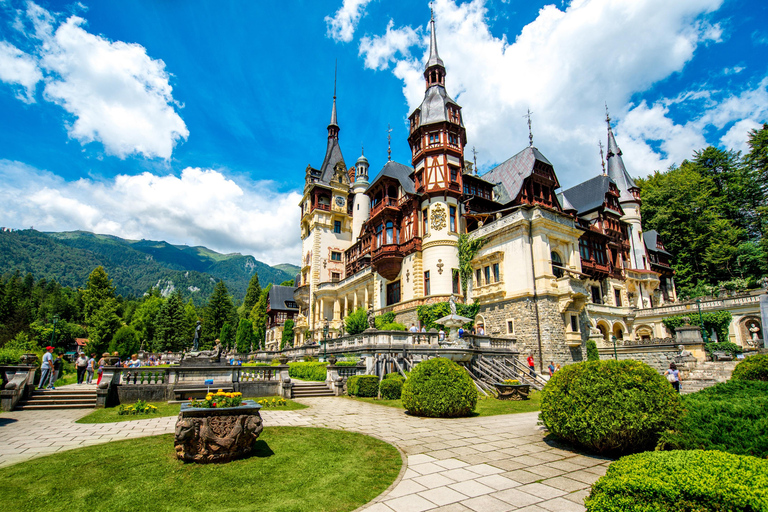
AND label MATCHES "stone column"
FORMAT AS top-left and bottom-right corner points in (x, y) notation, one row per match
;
(344, 296), (348, 317)
(353, 290), (358, 309)
(333, 299), (341, 321)
(364, 287), (369, 308)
